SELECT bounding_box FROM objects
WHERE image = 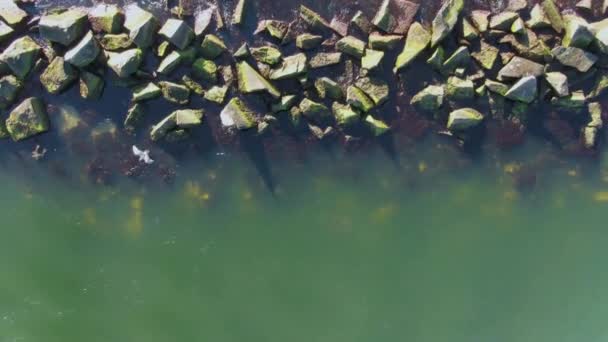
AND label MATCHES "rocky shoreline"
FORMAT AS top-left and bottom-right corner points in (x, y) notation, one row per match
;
(0, 0), (607, 183)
